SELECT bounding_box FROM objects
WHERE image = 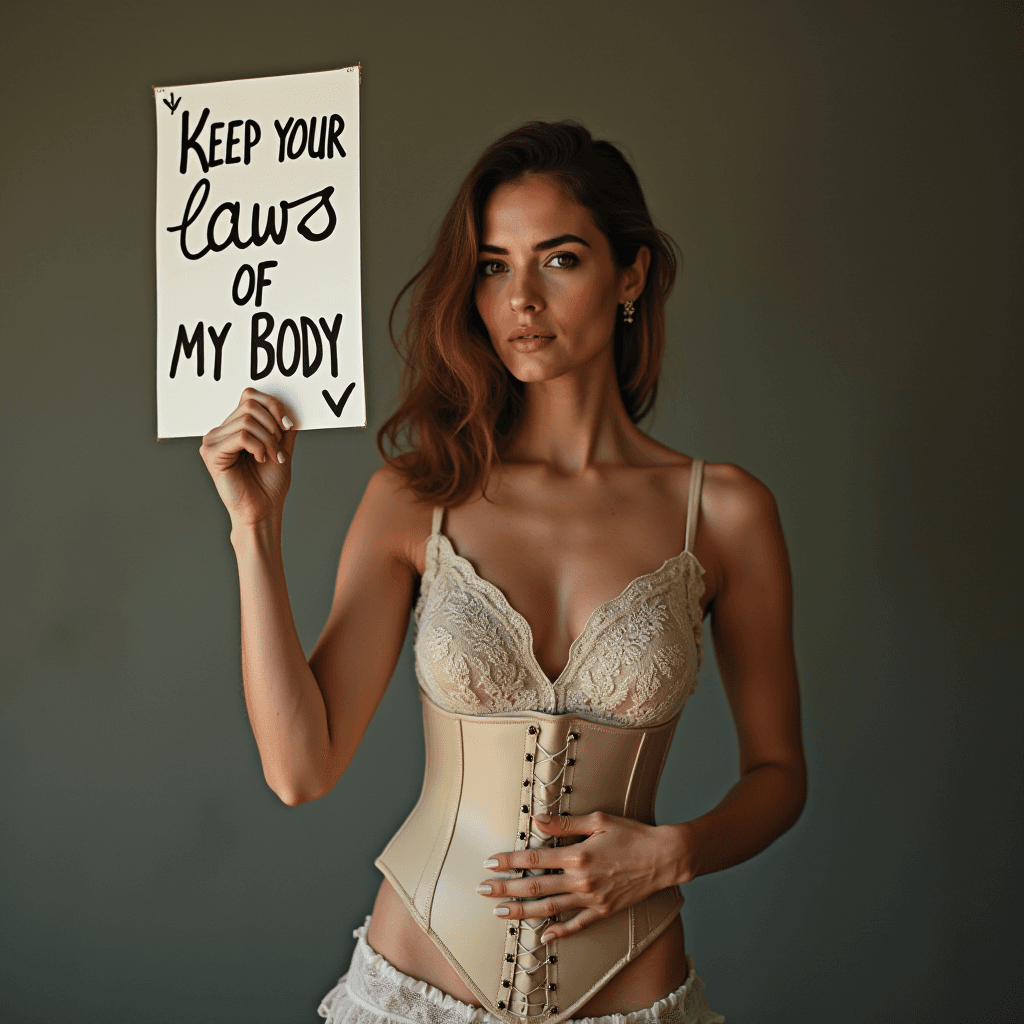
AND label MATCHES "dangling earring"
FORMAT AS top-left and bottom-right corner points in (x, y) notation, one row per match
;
(622, 299), (635, 324)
